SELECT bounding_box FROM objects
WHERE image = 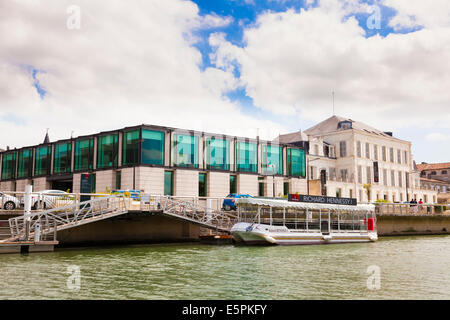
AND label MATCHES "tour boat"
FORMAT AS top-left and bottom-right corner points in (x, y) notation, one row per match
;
(231, 196), (377, 245)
